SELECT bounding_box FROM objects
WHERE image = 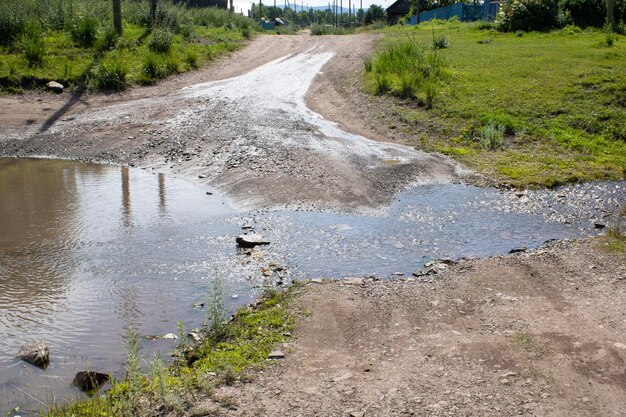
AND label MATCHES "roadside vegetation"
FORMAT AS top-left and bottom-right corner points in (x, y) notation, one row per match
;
(0, 0), (255, 93)
(45, 283), (300, 417)
(365, 20), (626, 188)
